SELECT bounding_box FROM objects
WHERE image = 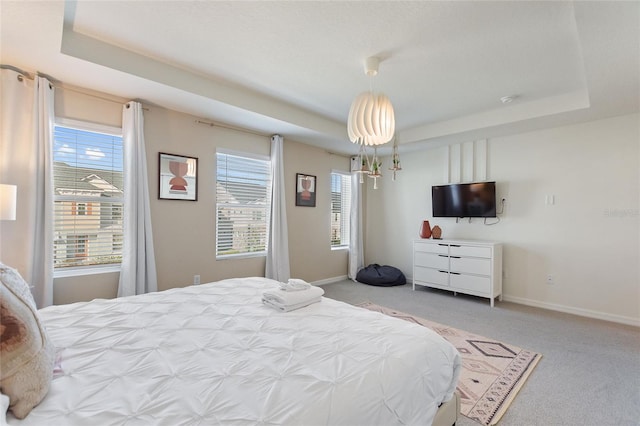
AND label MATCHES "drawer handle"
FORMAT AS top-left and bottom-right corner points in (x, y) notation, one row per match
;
(438, 270), (448, 274)
(450, 244), (461, 247)
(438, 244), (448, 247)
(450, 272), (461, 275)
(451, 256), (461, 259)
(438, 254), (448, 258)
